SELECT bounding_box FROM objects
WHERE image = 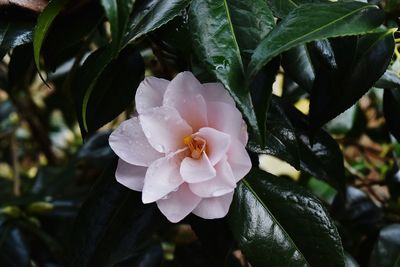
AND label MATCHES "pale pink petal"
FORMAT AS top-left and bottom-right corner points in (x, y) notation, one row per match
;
(202, 83), (235, 106)
(180, 152), (216, 183)
(135, 77), (169, 114)
(163, 72), (208, 131)
(156, 183), (201, 223)
(198, 127), (230, 165)
(189, 160), (236, 198)
(207, 102), (243, 140)
(192, 192), (234, 219)
(142, 153), (184, 204)
(115, 159), (146, 191)
(227, 139), (252, 182)
(239, 121), (249, 145)
(139, 106), (192, 153)
(109, 117), (162, 166)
